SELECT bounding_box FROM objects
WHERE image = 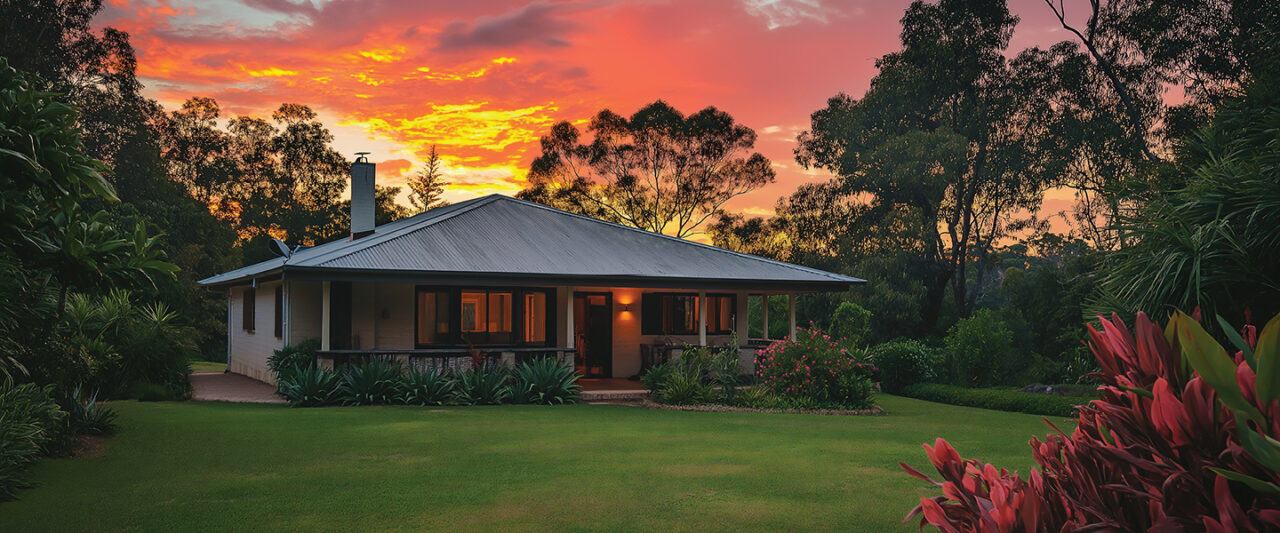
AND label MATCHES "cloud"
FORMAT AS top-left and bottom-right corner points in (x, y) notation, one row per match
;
(240, 0), (318, 17)
(742, 0), (837, 30)
(435, 2), (576, 51)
